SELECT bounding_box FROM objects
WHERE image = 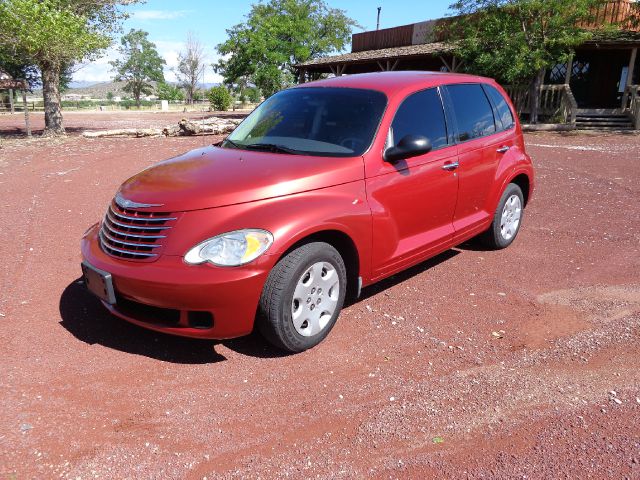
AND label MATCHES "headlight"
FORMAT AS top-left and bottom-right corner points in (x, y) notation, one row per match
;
(184, 229), (273, 266)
